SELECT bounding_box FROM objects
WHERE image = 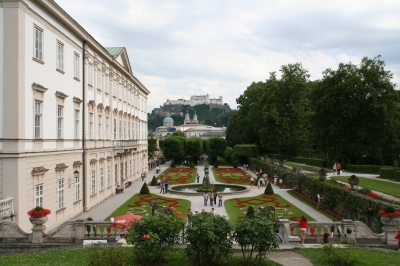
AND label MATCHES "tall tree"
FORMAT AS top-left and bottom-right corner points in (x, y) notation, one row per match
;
(311, 56), (400, 164)
(185, 137), (203, 161)
(206, 137), (227, 161)
(147, 132), (157, 158)
(162, 137), (185, 161)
